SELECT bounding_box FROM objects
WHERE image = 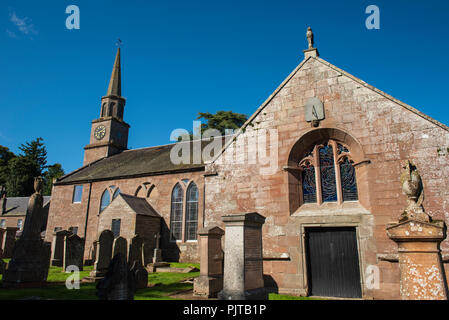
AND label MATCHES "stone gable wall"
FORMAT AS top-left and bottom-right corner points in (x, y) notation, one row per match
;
(204, 57), (449, 299)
